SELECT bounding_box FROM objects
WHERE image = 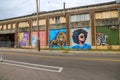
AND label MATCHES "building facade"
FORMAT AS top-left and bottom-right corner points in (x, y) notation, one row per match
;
(0, 1), (120, 49)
